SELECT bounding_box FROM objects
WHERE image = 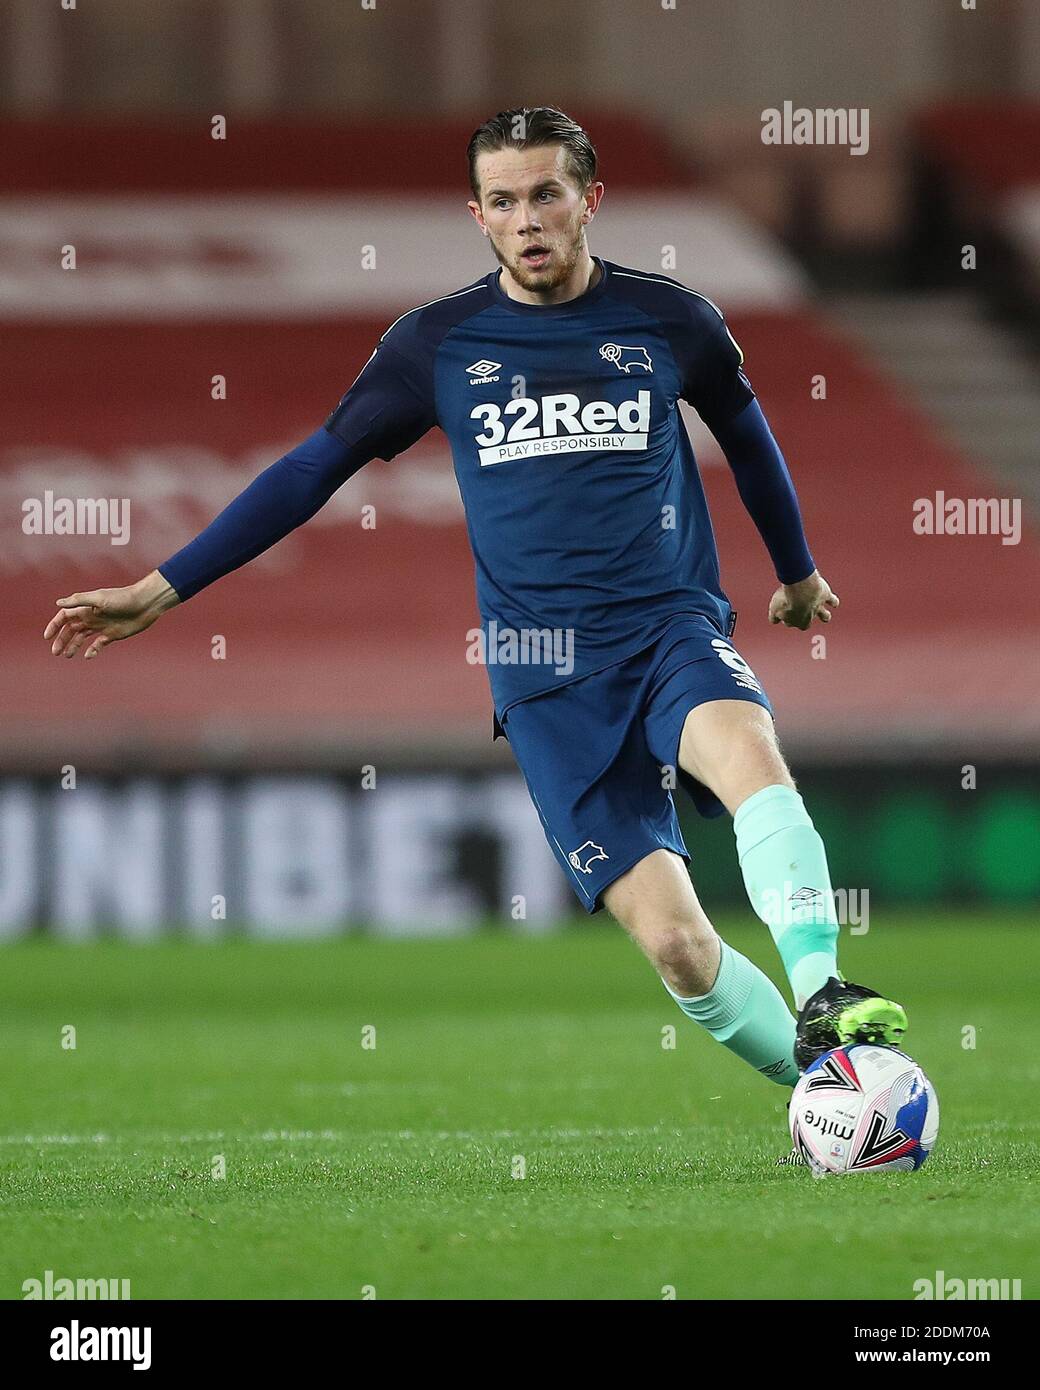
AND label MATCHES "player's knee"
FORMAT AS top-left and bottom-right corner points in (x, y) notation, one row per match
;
(636, 916), (719, 994)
